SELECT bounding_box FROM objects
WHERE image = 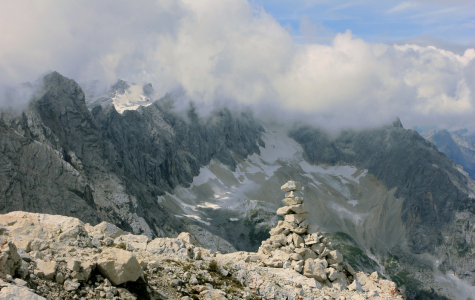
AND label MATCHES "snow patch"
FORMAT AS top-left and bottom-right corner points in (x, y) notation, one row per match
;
(347, 200), (358, 206)
(191, 166), (217, 187)
(112, 84), (154, 113)
(182, 214), (211, 226)
(197, 202), (221, 210)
